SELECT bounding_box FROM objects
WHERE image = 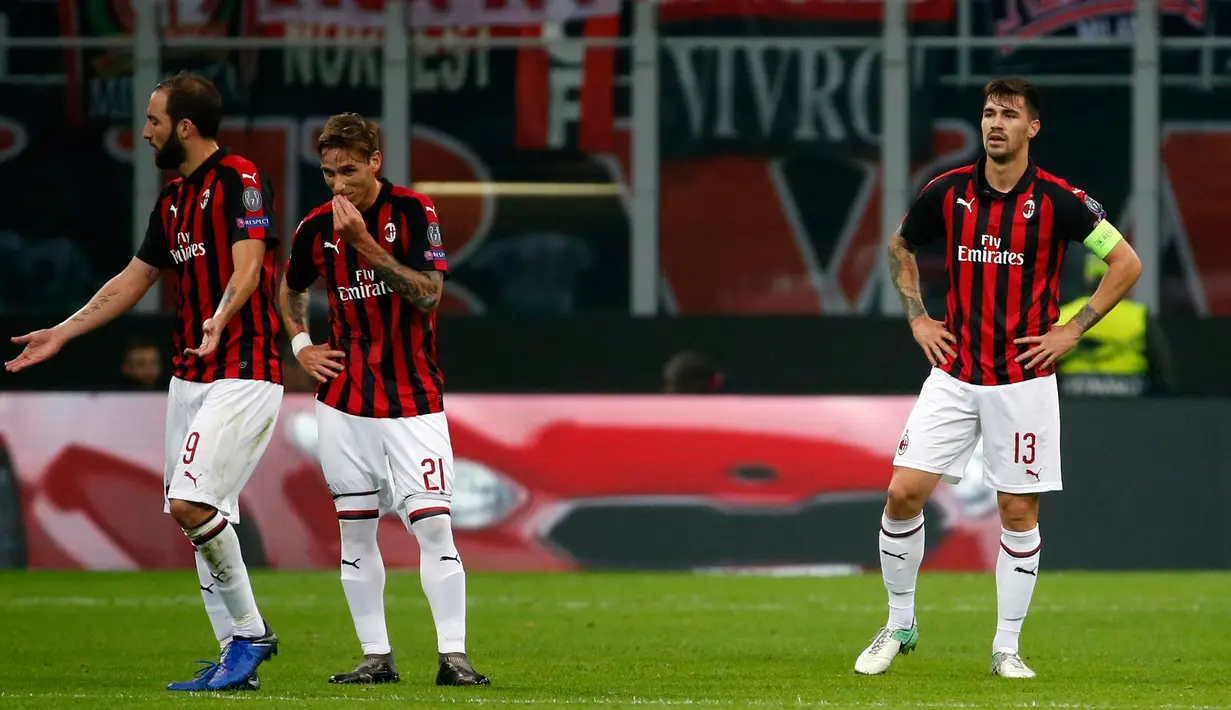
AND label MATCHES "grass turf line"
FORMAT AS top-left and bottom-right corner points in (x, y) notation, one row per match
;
(0, 571), (1227, 709)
